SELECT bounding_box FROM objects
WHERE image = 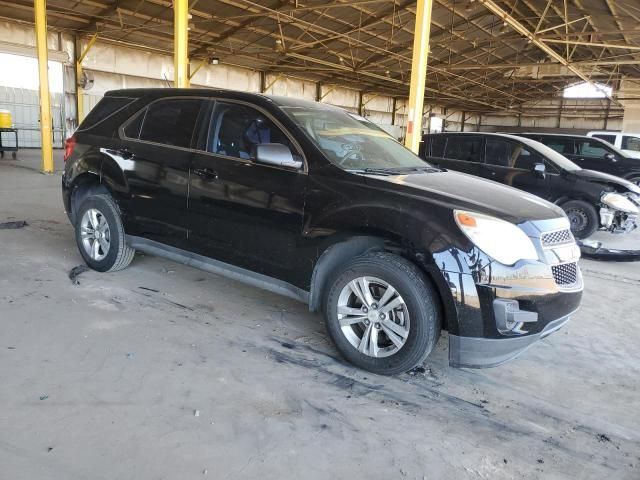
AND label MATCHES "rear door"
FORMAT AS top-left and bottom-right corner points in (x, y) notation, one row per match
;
(482, 138), (550, 199)
(436, 135), (483, 176)
(117, 97), (204, 249)
(188, 100), (307, 283)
